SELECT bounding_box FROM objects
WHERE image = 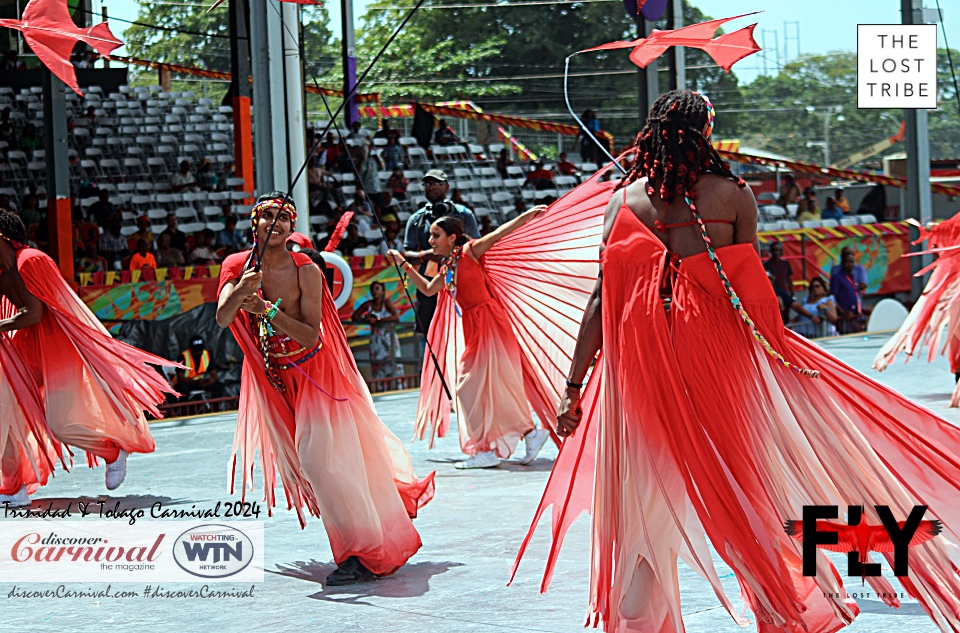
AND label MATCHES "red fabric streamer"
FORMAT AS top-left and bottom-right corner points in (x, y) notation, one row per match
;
(584, 13), (761, 73)
(0, 0), (123, 95)
(324, 212), (354, 253)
